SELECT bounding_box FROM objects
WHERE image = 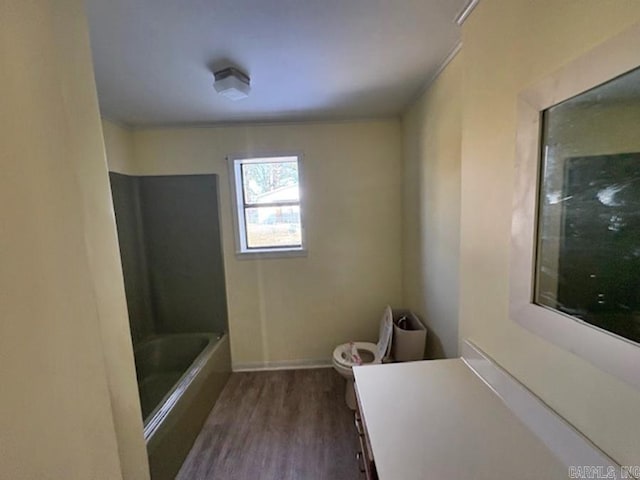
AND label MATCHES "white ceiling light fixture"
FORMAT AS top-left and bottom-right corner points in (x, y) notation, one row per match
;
(213, 67), (251, 101)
